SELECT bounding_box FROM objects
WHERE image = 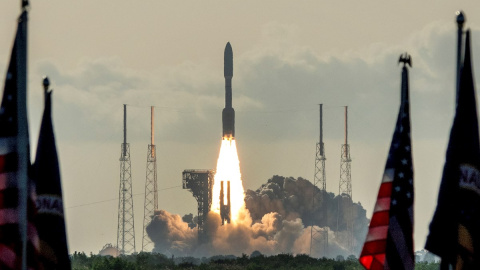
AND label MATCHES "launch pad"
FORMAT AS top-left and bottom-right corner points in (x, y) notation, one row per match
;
(182, 170), (233, 242)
